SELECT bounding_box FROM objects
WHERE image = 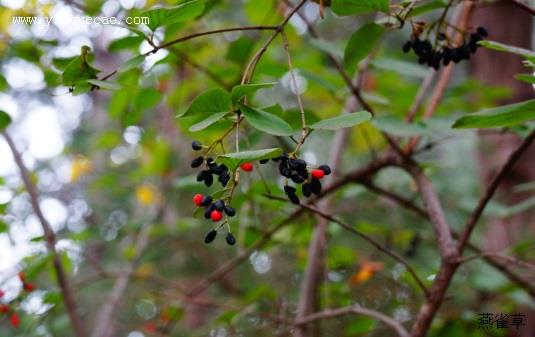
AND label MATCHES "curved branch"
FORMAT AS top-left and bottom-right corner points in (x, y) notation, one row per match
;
(296, 305), (410, 337)
(2, 131), (86, 337)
